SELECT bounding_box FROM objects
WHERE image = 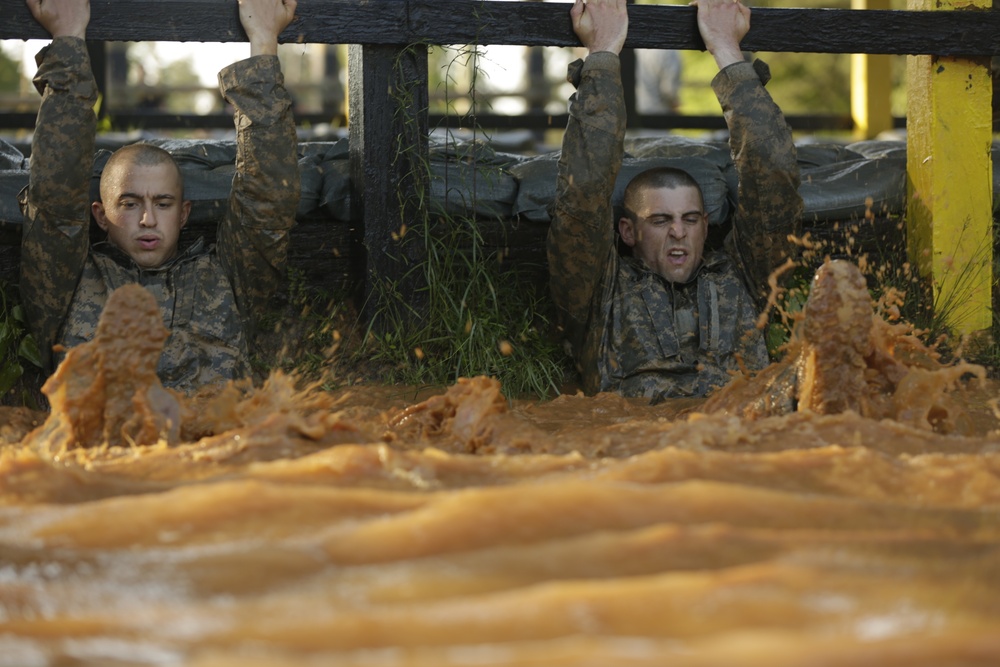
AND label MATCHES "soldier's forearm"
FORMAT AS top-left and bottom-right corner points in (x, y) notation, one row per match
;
(27, 37), (97, 226)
